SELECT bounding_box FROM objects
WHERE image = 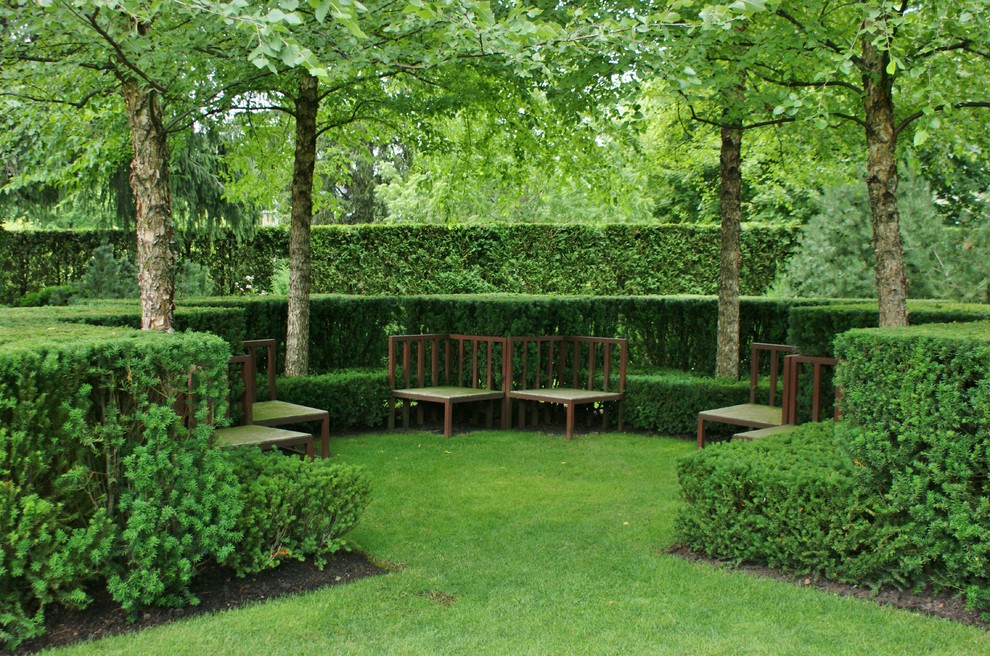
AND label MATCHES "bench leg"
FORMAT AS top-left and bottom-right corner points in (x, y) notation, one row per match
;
(319, 416), (330, 458)
(502, 397), (511, 430)
(518, 399), (527, 429)
(697, 416), (706, 449)
(565, 402), (575, 440)
(387, 396), (395, 430)
(617, 401), (624, 432)
(602, 404), (609, 432)
(306, 438), (315, 461)
(402, 399), (410, 429)
(443, 400), (453, 437)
